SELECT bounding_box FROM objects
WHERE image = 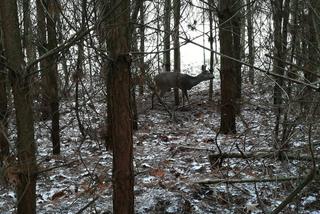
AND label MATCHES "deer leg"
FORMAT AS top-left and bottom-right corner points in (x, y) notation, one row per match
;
(182, 90), (189, 105)
(152, 90), (166, 109)
(186, 91), (189, 104)
(151, 92), (155, 109)
(159, 91), (165, 102)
